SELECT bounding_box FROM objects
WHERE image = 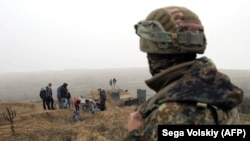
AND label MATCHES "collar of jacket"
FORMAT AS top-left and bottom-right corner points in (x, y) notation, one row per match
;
(145, 60), (194, 92)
